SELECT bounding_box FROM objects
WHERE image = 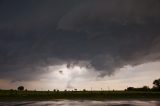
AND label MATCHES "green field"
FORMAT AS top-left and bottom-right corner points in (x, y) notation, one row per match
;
(0, 90), (160, 101)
